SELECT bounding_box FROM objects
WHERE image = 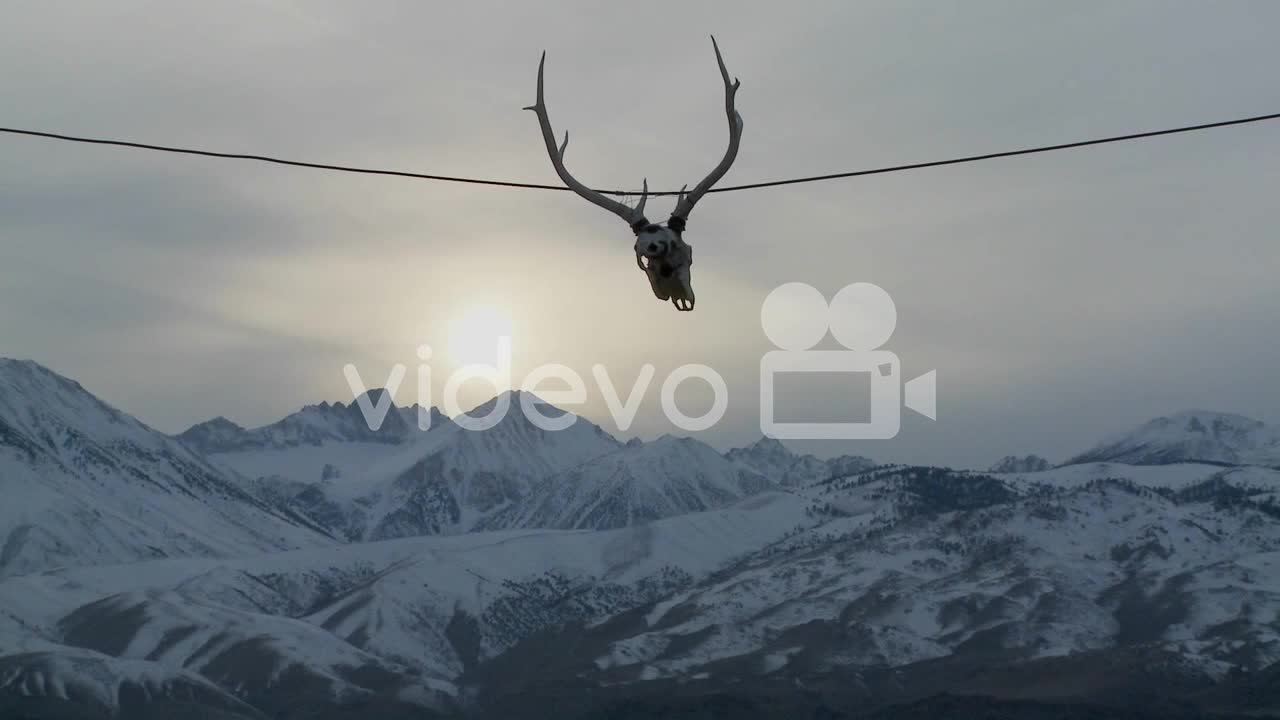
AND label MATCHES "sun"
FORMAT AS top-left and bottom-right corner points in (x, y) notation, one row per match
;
(447, 306), (513, 368)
